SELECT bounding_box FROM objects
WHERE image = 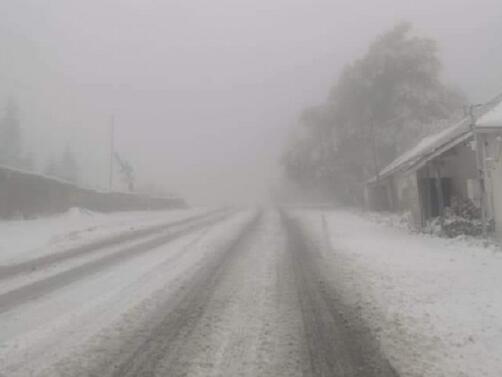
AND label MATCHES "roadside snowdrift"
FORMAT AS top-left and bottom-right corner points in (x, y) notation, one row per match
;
(0, 207), (208, 265)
